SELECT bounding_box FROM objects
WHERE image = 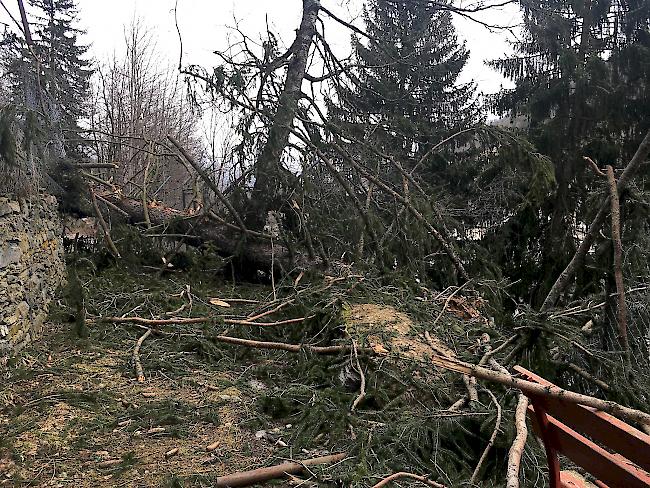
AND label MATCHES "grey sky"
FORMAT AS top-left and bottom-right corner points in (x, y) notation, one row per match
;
(2, 0), (519, 95)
